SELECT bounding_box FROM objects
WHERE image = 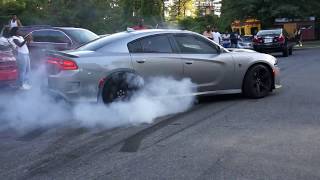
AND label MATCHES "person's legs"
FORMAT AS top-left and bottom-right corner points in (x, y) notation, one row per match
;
(16, 53), (25, 87)
(24, 54), (31, 84)
(17, 53), (28, 87)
